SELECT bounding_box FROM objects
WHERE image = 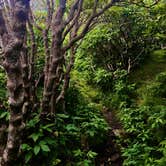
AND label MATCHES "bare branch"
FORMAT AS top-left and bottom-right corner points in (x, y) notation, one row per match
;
(62, 0), (83, 42)
(63, 0), (120, 51)
(64, 0), (80, 26)
(29, 8), (43, 32)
